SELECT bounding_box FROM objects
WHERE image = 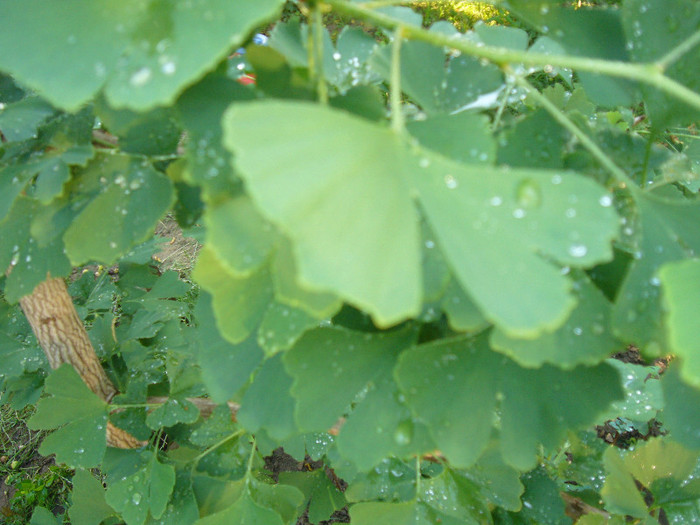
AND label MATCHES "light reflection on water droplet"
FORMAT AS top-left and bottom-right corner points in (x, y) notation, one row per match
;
(569, 244), (588, 258)
(444, 174), (458, 189)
